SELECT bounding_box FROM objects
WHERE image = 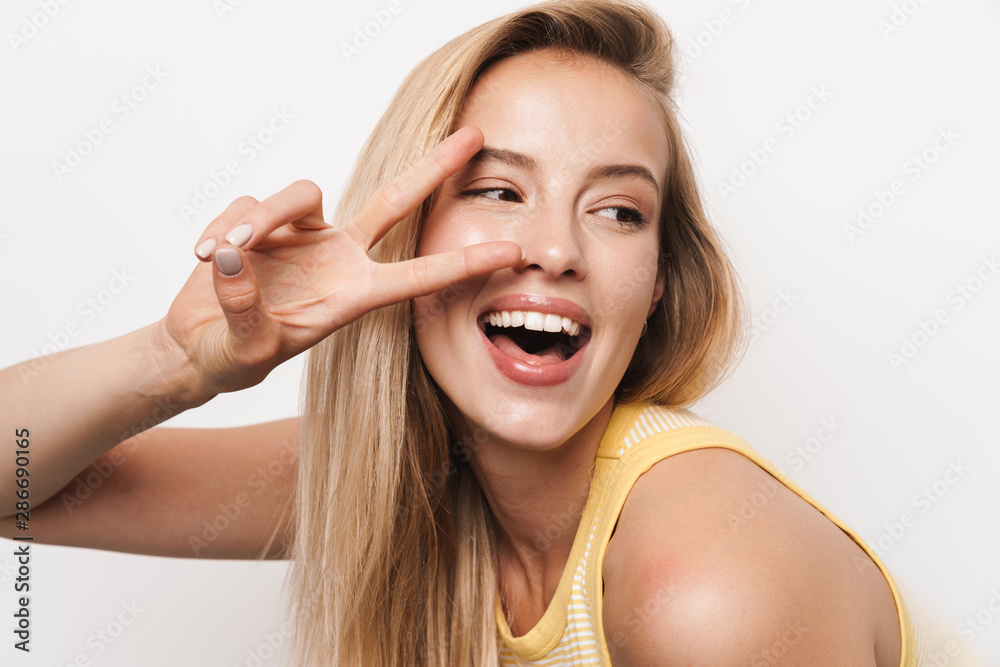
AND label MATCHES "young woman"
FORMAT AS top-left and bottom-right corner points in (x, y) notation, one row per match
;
(2, 1), (919, 664)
